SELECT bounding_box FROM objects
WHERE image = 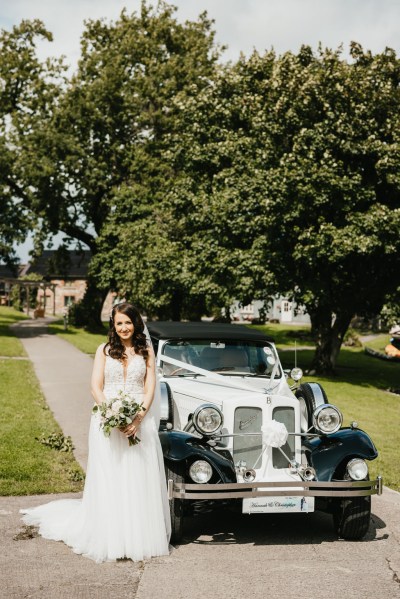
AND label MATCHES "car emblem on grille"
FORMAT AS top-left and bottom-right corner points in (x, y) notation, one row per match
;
(239, 414), (258, 430)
